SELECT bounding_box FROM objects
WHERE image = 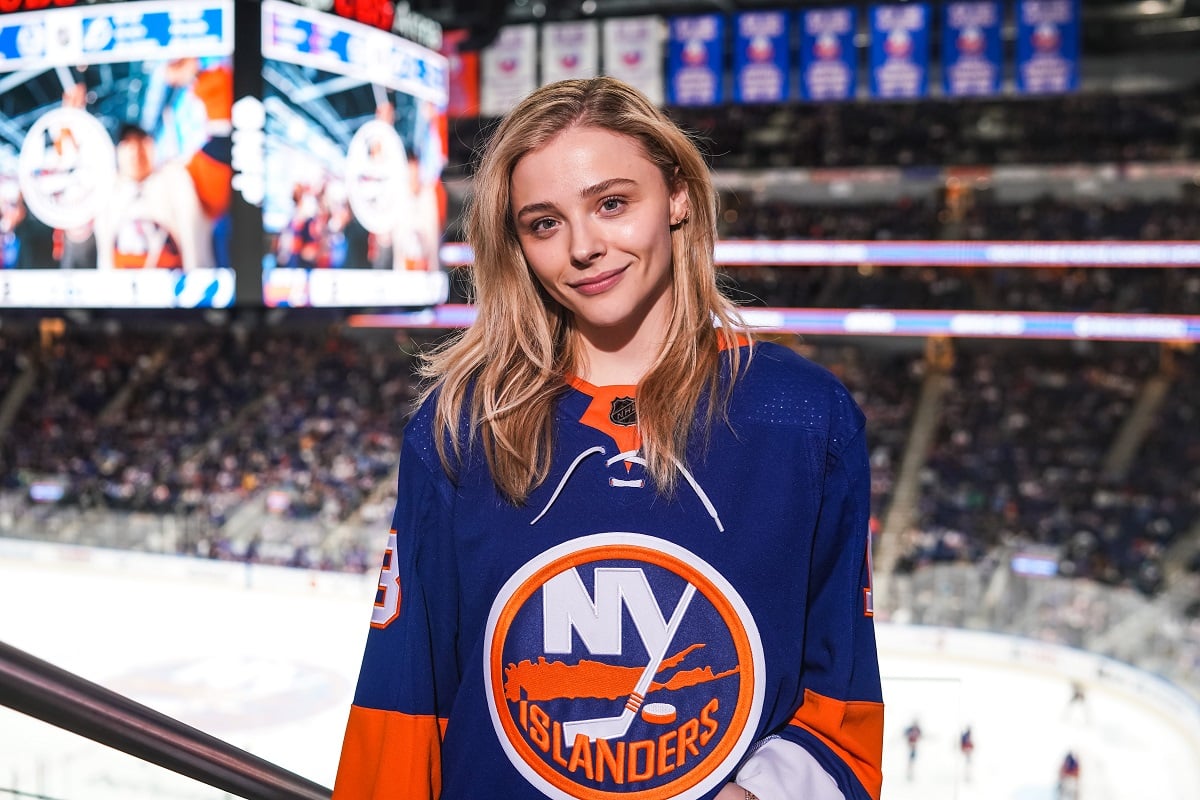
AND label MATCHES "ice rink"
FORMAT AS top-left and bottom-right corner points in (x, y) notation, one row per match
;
(2, 541), (1198, 800)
